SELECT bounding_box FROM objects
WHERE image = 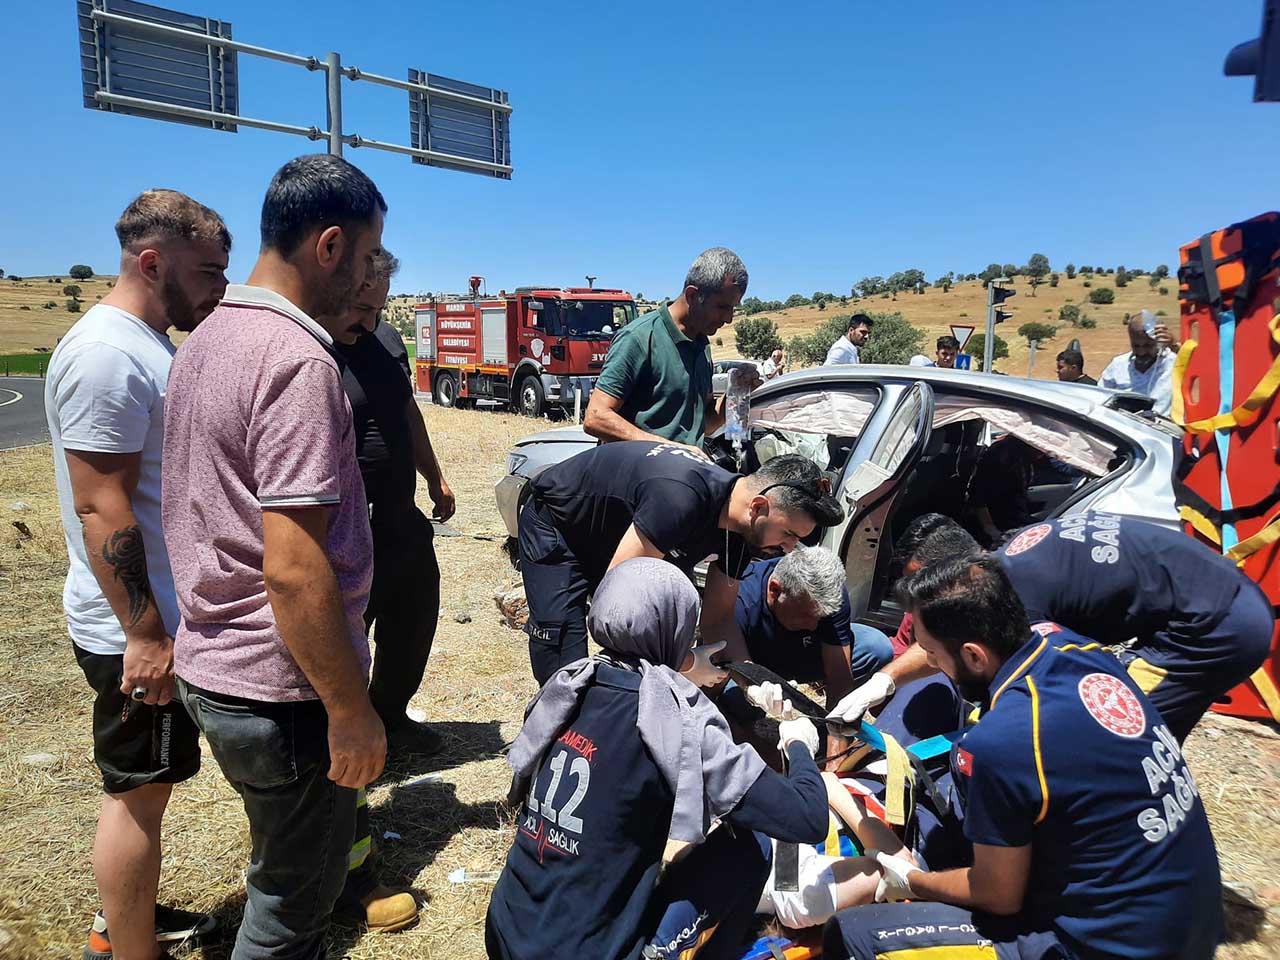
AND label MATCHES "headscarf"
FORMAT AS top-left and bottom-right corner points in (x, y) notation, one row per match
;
(506, 557), (766, 846)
